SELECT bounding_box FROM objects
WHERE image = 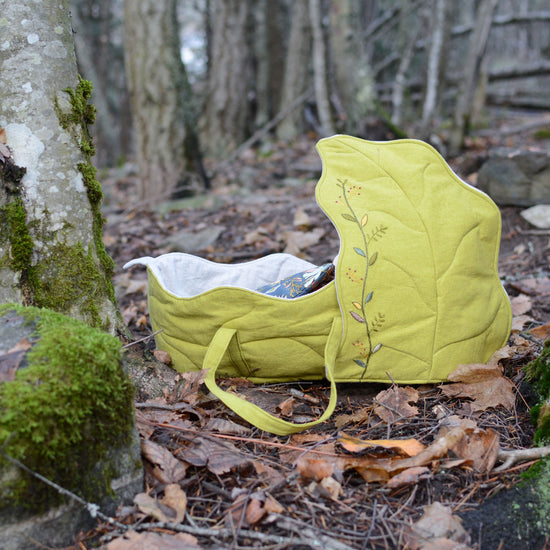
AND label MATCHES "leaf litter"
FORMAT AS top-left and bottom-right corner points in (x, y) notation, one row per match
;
(89, 136), (550, 549)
